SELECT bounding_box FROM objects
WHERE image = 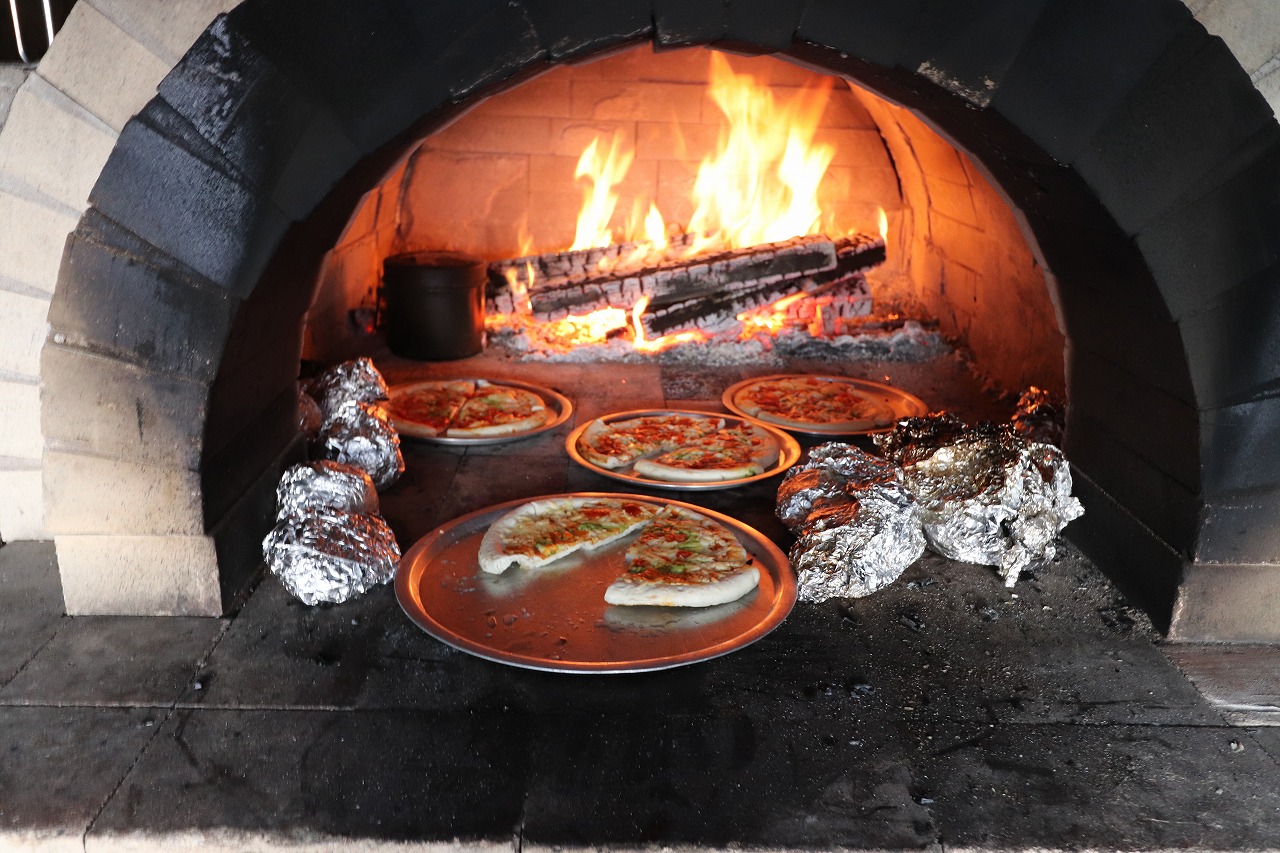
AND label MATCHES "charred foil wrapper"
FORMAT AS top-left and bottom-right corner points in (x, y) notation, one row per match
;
(276, 460), (379, 519)
(790, 480), (925, 602)
(776, 443), (900, 532)
(316, 400), (405, 490)
(874, 415), (1083, 586)
(309, 357), (390, 421)
(1010, 386), (1064, 447)
(263, 509), (401, 605)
